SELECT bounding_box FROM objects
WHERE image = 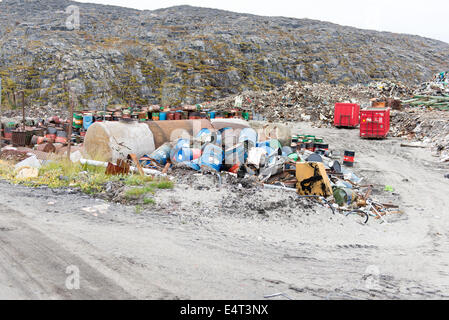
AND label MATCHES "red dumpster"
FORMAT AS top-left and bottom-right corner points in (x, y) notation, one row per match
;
(360, 108), (390, 139)
(334, 103), (360, 128)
